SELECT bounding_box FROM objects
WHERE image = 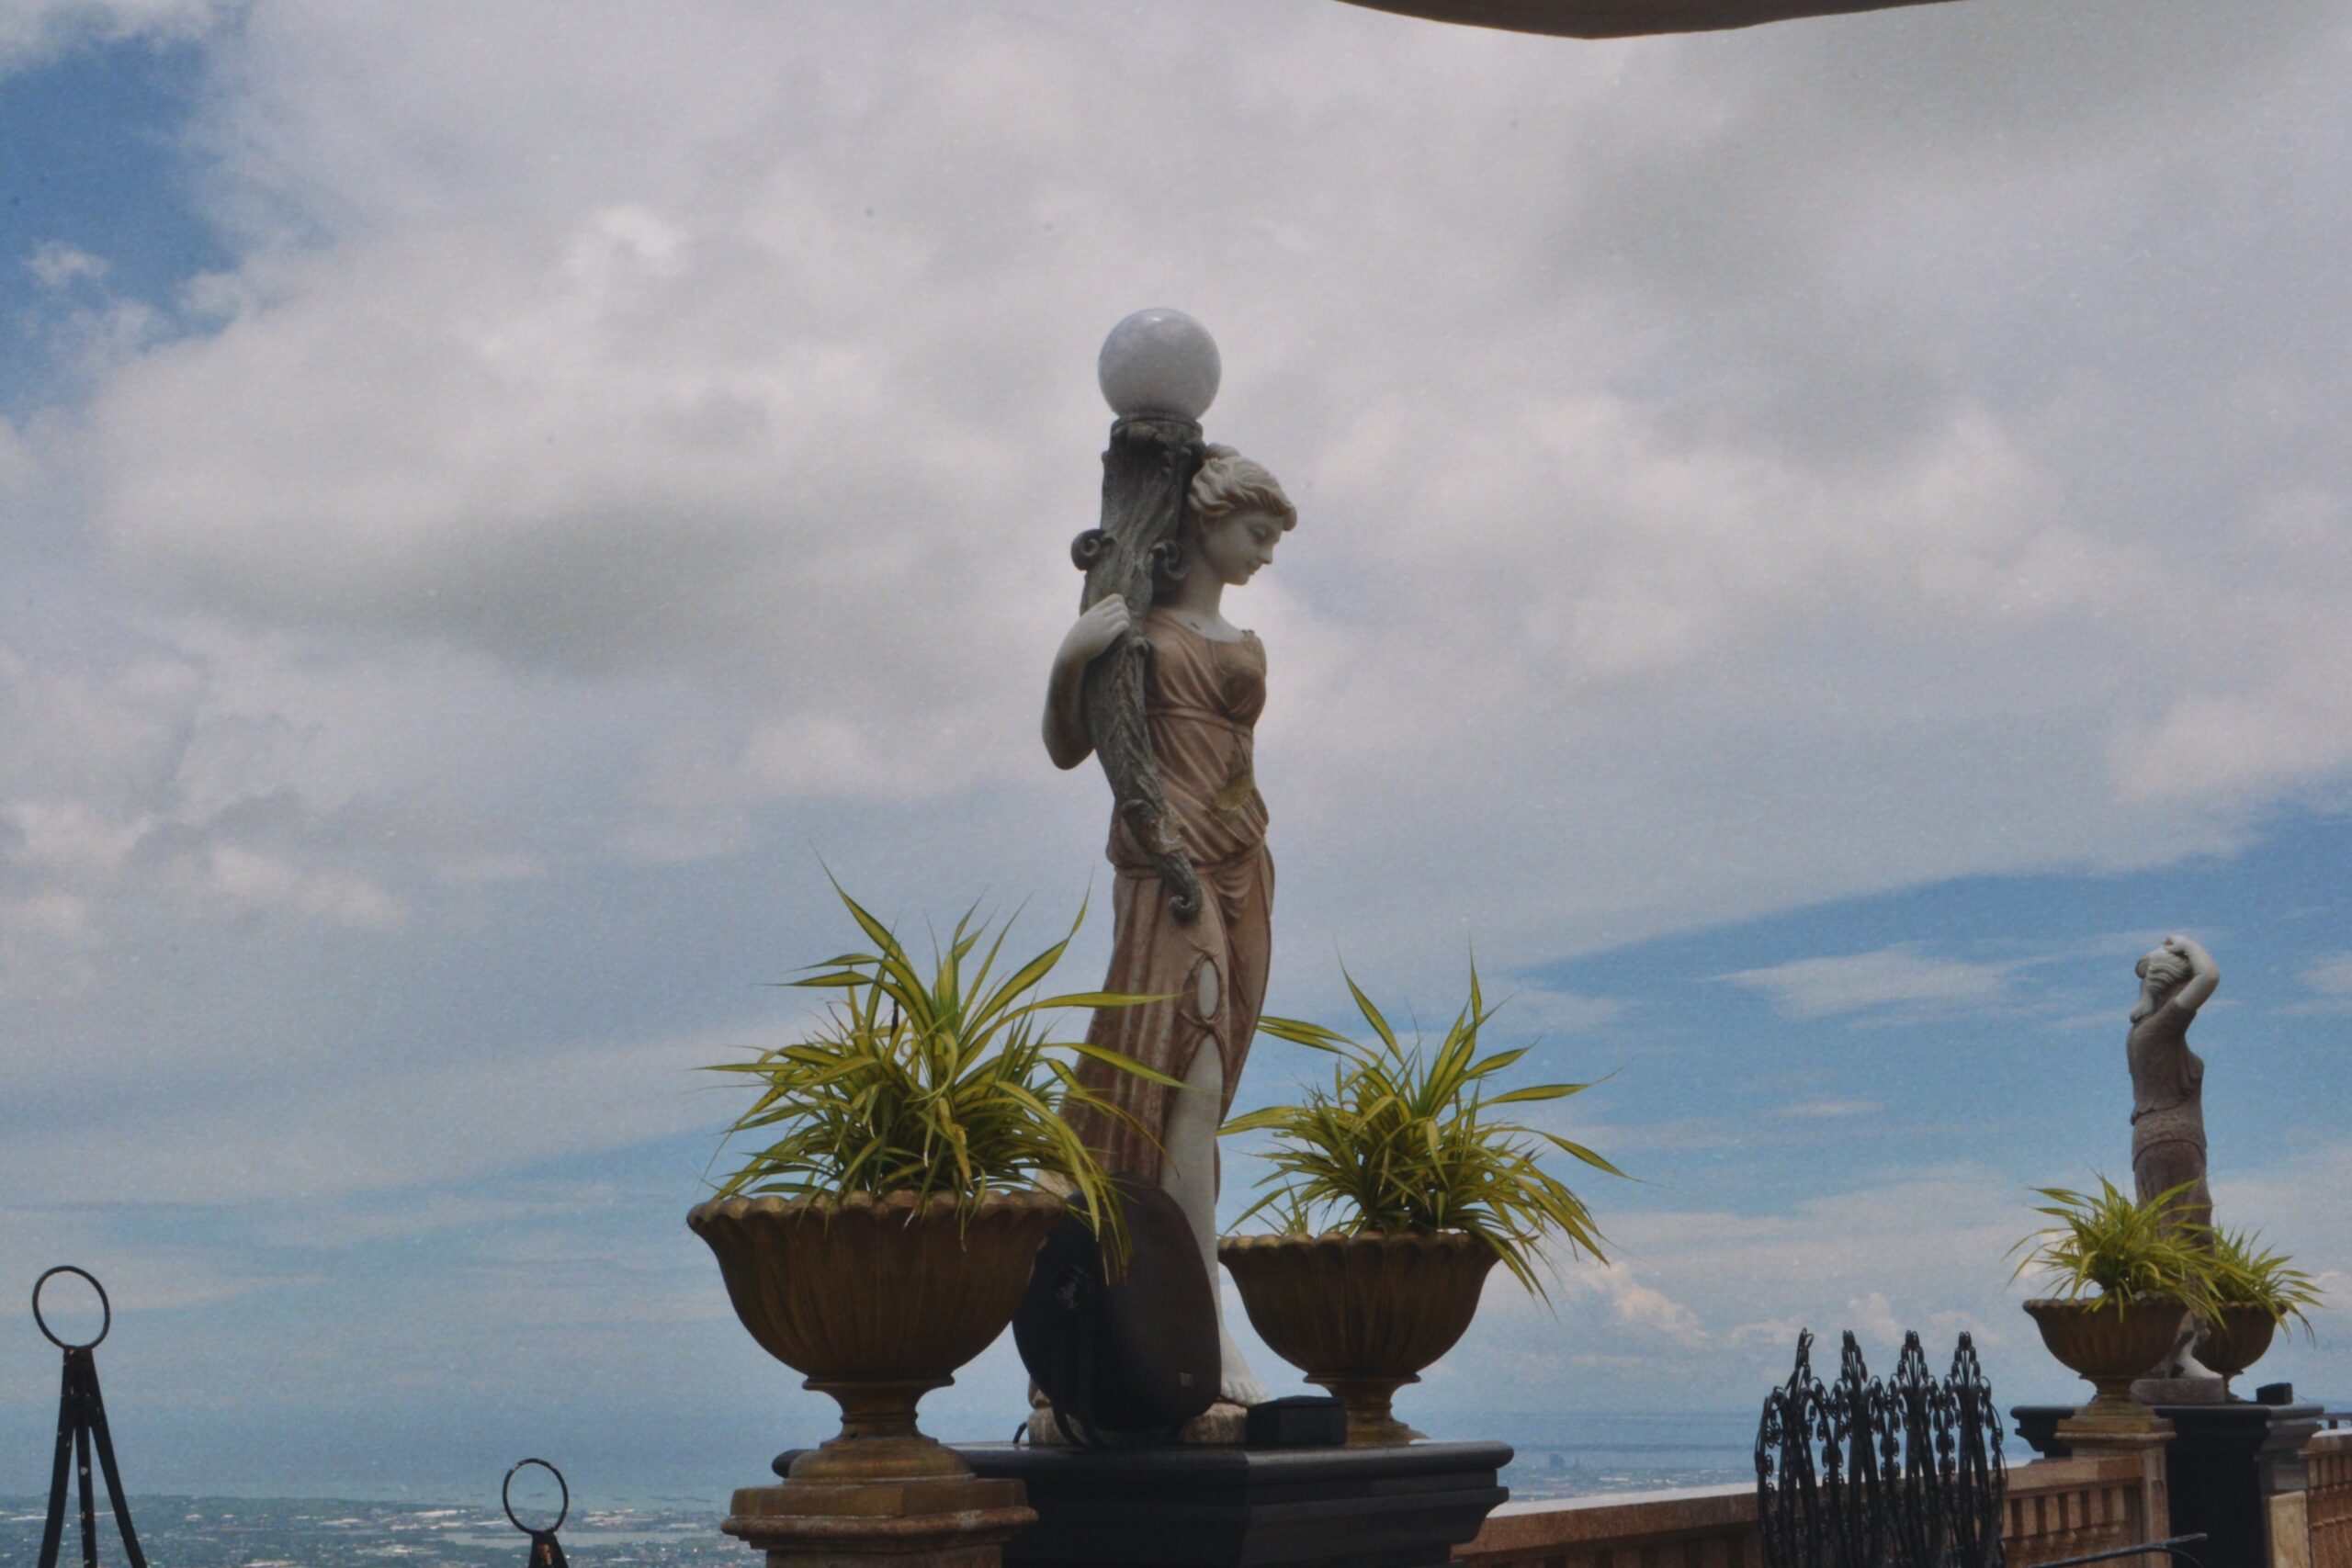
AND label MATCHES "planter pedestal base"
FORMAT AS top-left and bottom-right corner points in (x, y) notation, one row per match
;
(725, 1476), (1035, 1568)
(2055, 1401), (2175, 1443)
(948, 1439), (1510, 1567)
